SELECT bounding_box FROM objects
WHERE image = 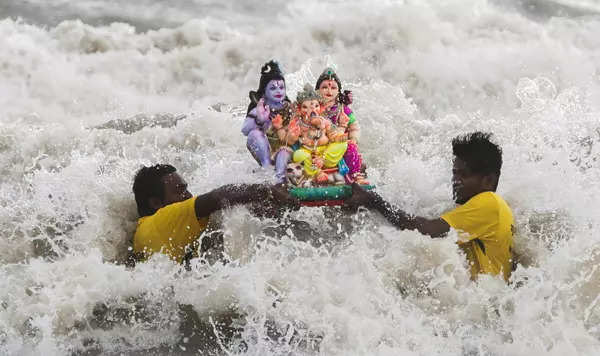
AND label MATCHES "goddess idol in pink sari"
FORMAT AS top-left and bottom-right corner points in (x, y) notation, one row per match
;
(316, 68), (367, 184)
